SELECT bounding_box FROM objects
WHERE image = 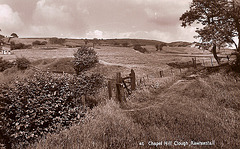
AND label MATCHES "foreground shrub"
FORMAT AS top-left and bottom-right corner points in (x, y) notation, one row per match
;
(28, 100), (144, 149)
(16, 57), (31, 70)
(0, 57), (14, 72)
(0, 72), (103, 148)
(231, 52), (240, 72)
(73, 46), (98, 75)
